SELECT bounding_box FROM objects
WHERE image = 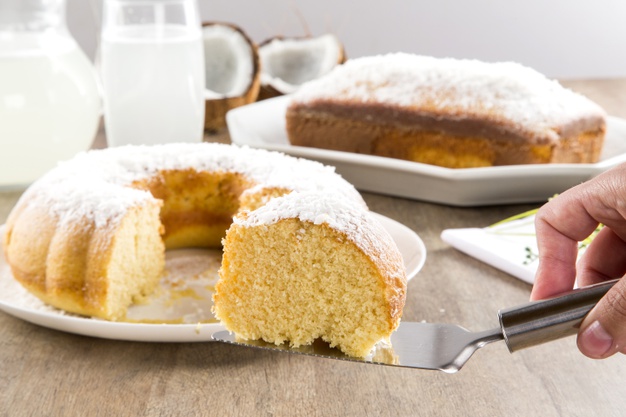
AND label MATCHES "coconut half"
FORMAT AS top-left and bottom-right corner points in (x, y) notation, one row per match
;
(202, 22), (260, 131)
(258, 34), (345, 99)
